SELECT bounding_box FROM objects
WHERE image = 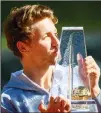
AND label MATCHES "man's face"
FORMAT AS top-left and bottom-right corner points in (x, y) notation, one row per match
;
(26, 18), (60, 66)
